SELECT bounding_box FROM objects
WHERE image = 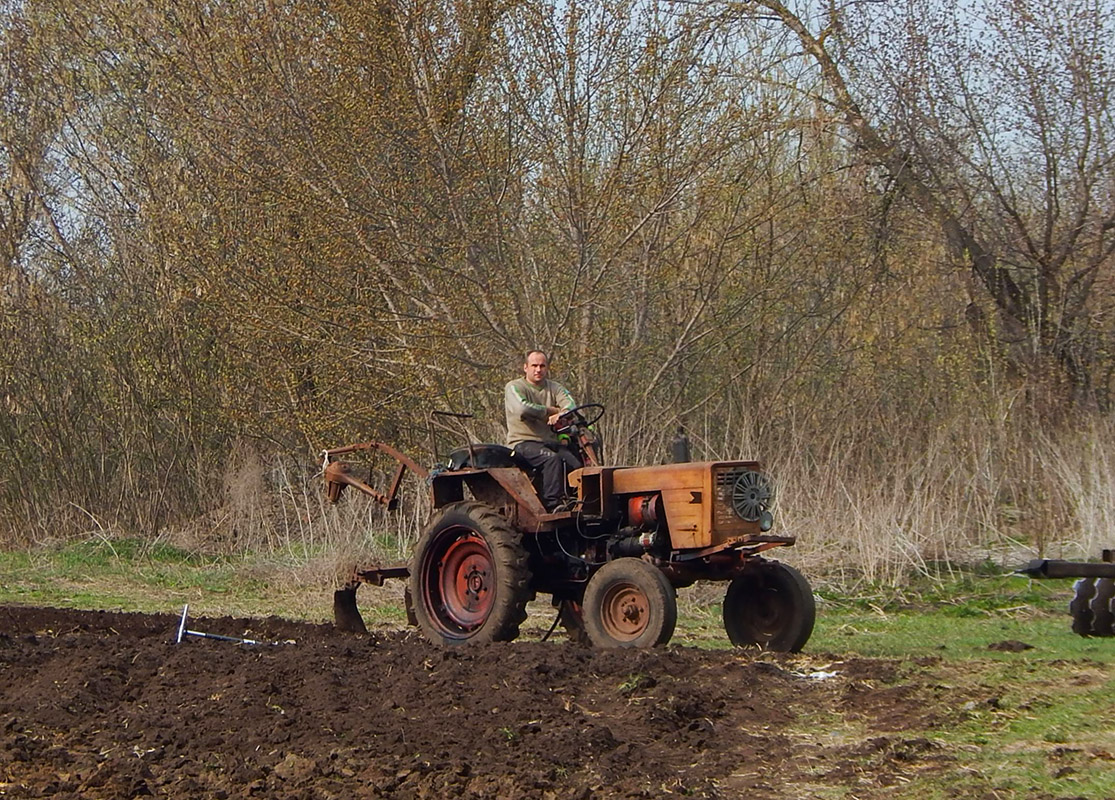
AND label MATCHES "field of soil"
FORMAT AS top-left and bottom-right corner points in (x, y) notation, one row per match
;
(0, 604), (965, 799)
